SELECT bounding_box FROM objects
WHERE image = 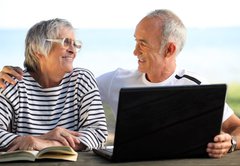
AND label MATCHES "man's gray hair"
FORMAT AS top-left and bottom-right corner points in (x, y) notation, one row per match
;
(146, 9), (187, 55)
